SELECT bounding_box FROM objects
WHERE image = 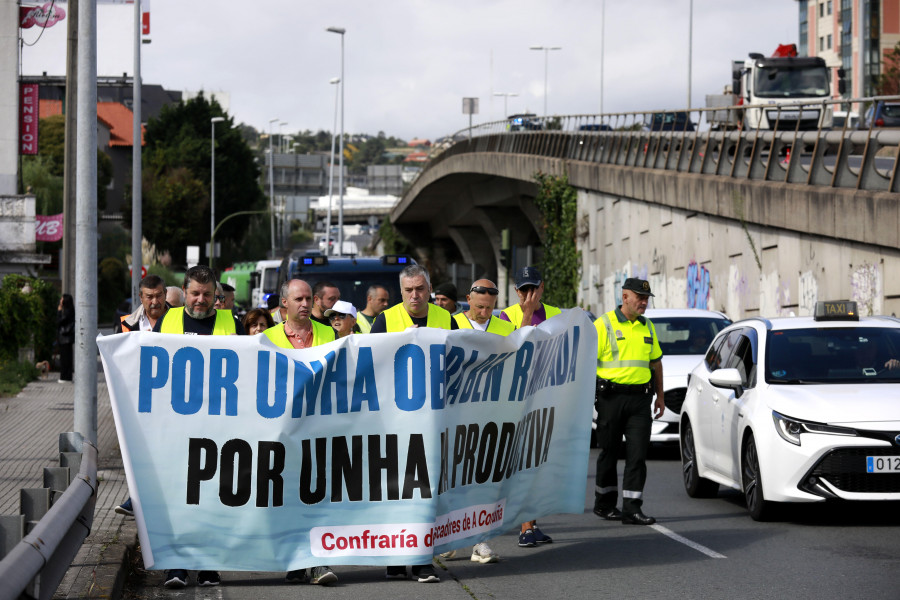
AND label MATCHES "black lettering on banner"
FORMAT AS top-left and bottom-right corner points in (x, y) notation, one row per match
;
(331, 435), (363, 502)
(219, 439), (253, 507)
(186, 438), (217, 504)
(475, 422), (498, 484)
(493, 422), (516, 482)
(438, 428), (449, 495)
(451, 425), (466, 488)
(368, 434), (399, 501)
(257, 441), (285, 507)
(541, 406), (555, 463)
(462, 423), (479, 485)
(299, 438), (328, 505)
(402, 434), (431, 499)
